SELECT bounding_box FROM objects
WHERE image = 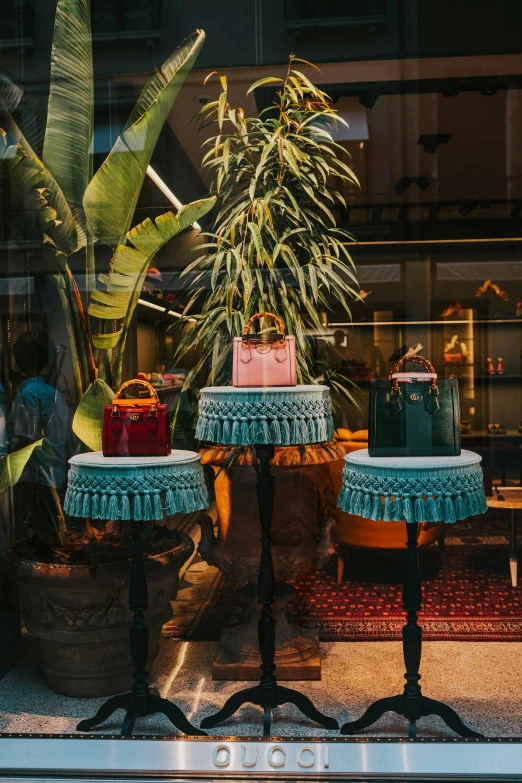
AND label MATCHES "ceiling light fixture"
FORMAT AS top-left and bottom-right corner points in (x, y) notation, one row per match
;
(417, 134), (452, 153)
(138, 298), (196, 323)
(146, 166), (202, 230)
